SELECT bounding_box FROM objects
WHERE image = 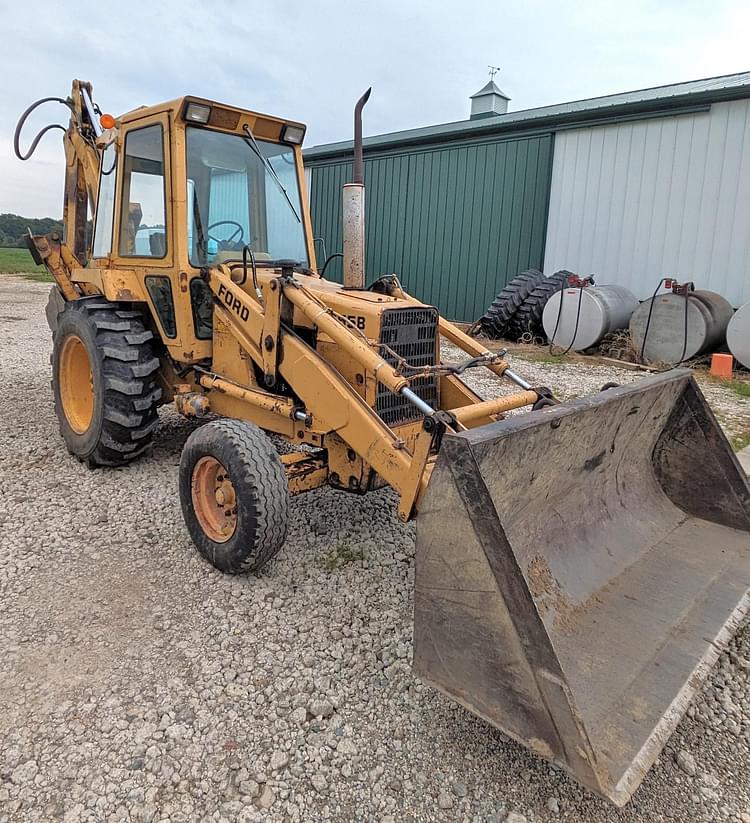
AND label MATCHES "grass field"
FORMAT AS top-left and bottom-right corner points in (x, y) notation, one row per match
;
(0, 247), (53, 281)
